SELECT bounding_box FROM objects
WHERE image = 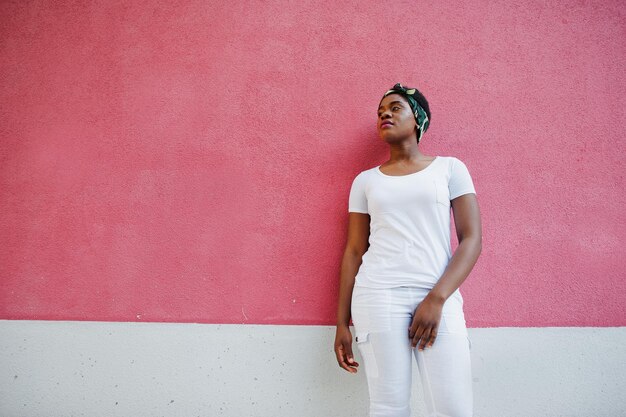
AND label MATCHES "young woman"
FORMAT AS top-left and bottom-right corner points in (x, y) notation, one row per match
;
(334, 83), (482, 417)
